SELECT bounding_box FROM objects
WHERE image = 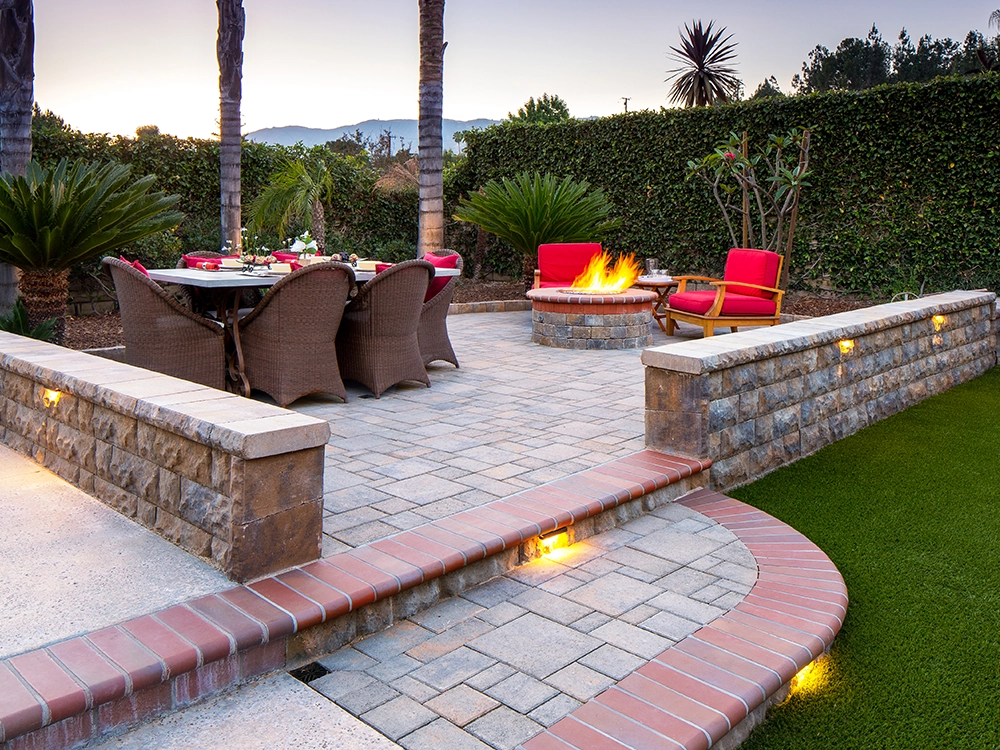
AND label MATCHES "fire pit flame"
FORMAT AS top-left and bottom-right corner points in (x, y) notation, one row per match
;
(570, 251), (641, 294)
